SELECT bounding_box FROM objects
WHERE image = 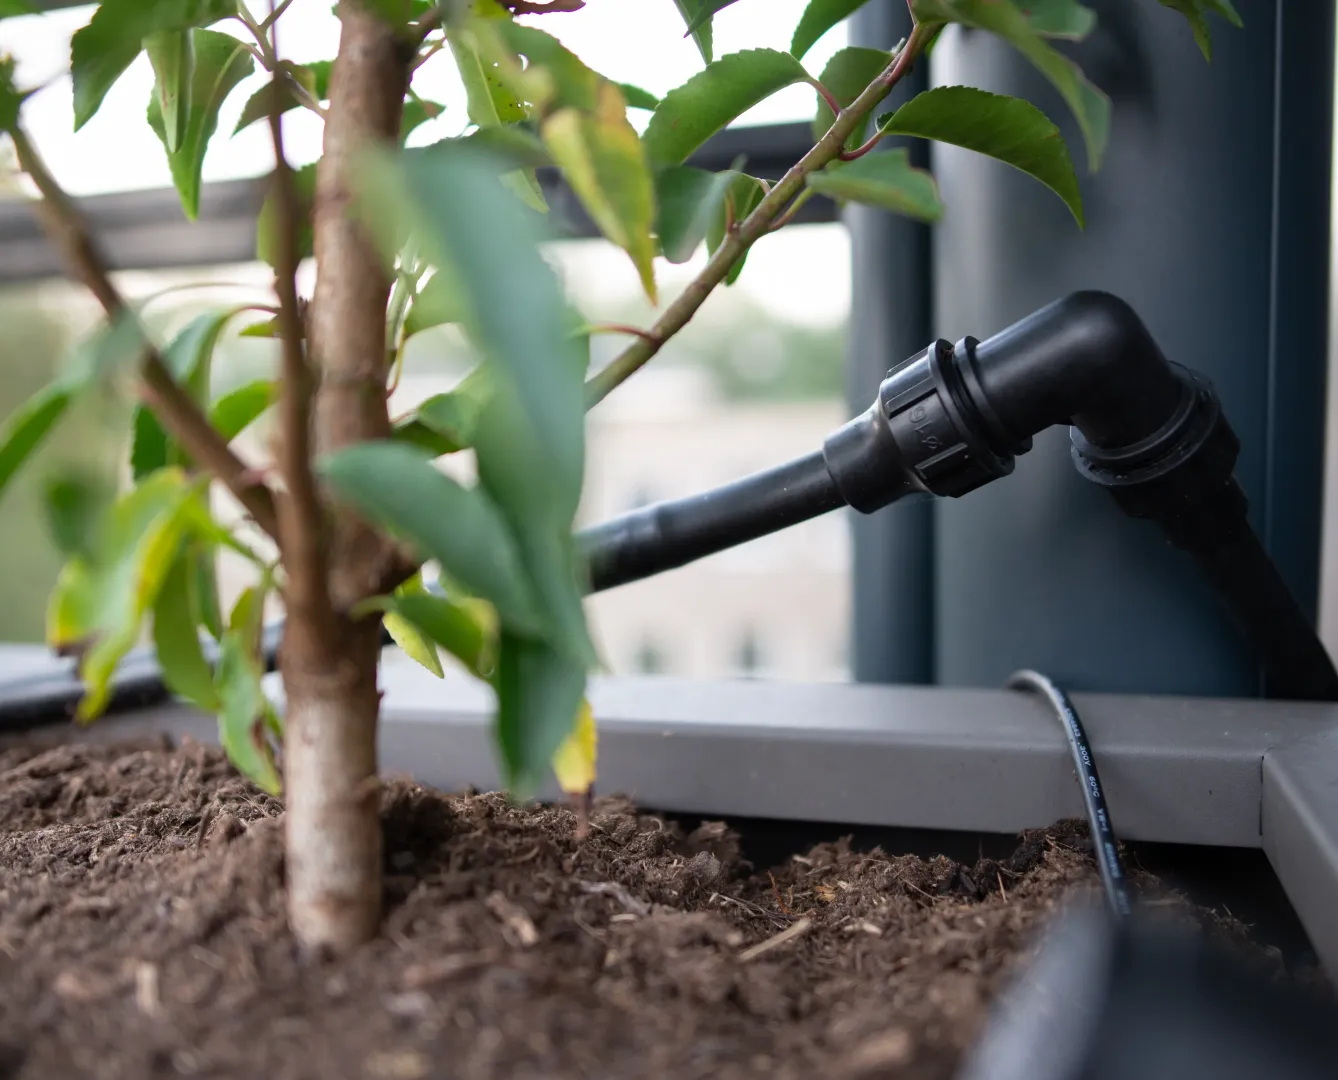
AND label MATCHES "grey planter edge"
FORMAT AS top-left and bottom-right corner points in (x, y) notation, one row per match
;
(26, 659), (1338, 977)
